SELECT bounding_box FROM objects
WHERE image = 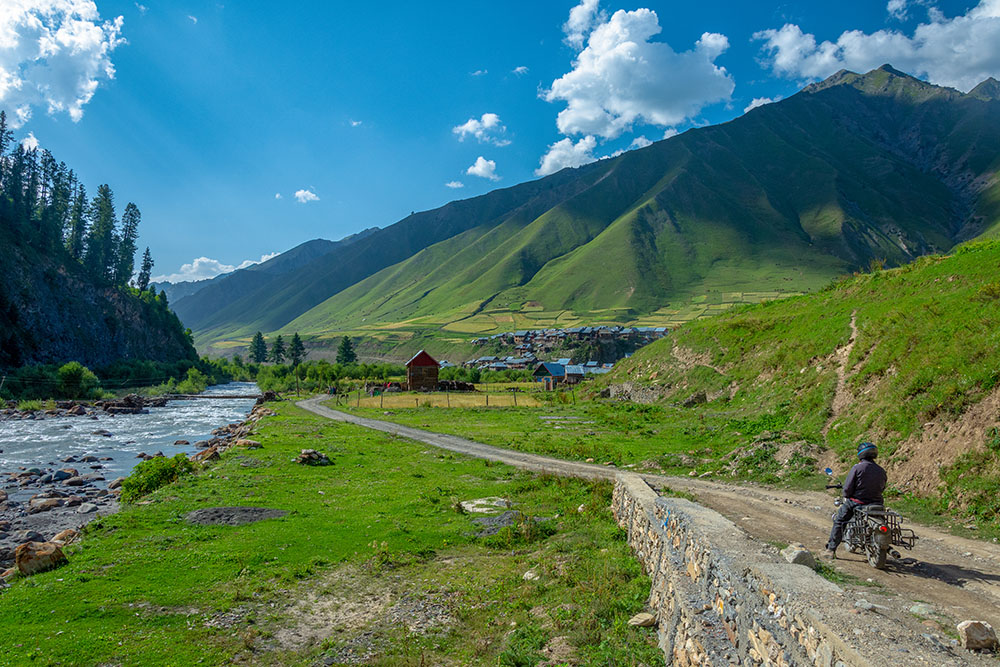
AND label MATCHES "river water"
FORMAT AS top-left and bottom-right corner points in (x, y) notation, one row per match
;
(0, 382), (258, 496)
